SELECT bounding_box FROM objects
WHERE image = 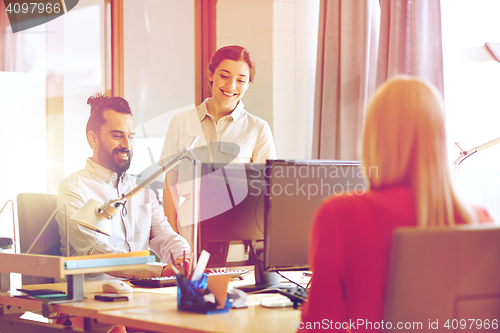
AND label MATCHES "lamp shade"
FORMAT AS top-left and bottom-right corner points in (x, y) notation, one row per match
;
(71, 199), (113, 236)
